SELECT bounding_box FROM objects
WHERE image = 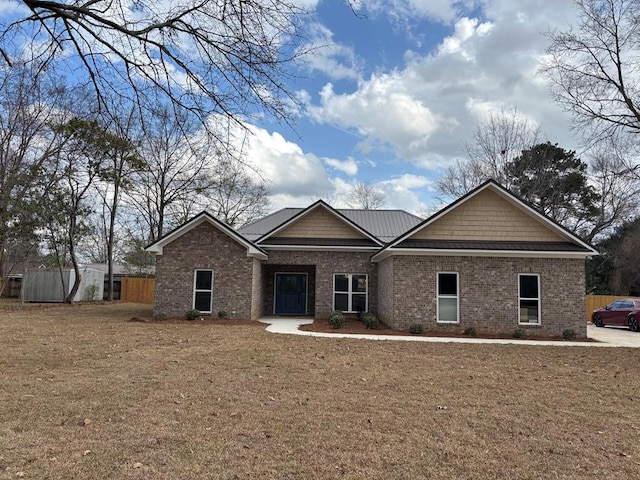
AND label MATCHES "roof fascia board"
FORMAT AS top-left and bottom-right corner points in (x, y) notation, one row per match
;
(260, 244), (380, 252)
(146, 211), (267, 259)
(256, 200), (382, 246)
